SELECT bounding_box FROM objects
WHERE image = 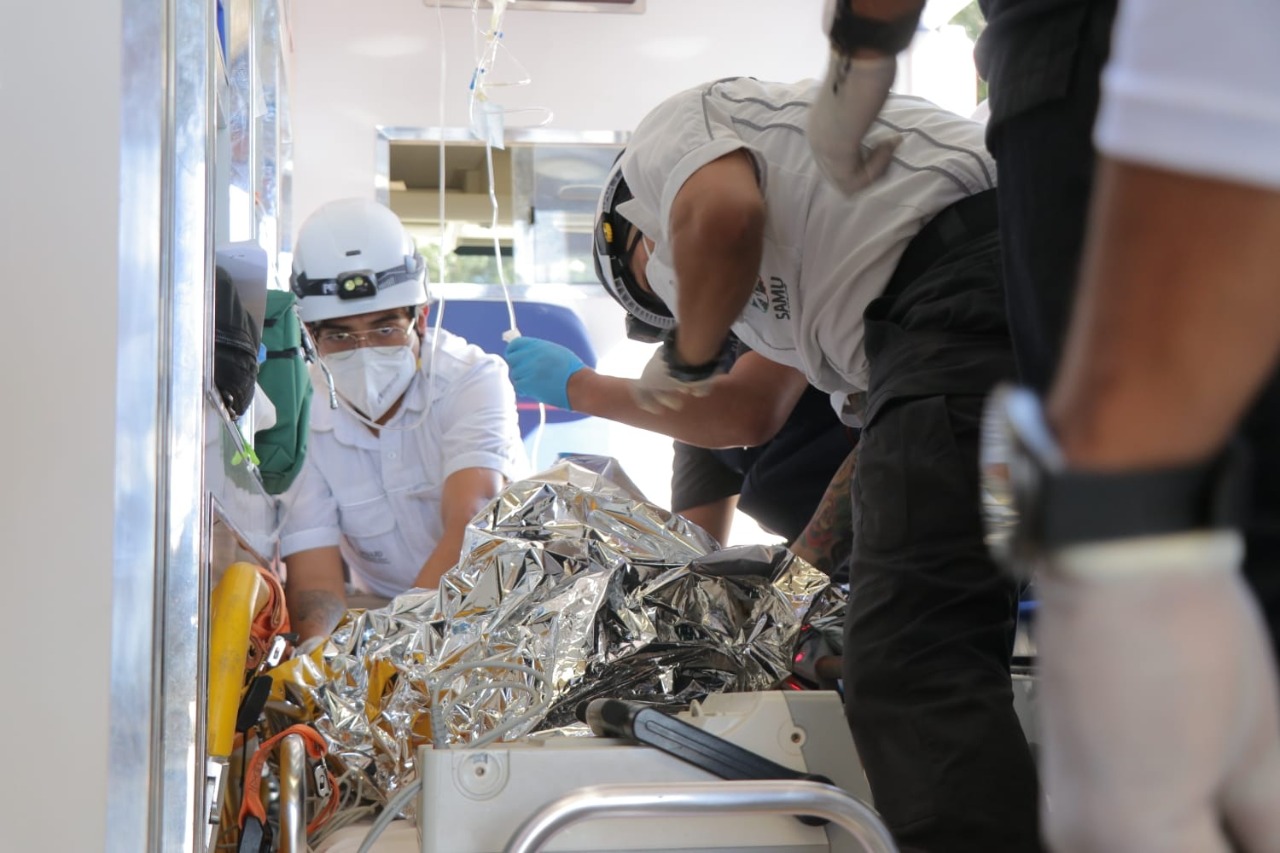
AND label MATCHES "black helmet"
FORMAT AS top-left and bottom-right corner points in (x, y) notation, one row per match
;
(592, 154), (676, 340)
